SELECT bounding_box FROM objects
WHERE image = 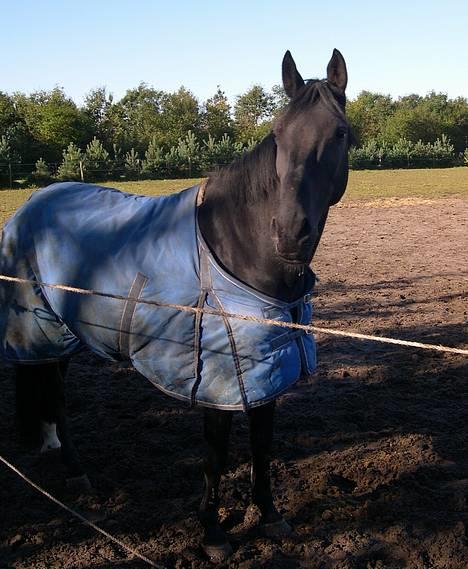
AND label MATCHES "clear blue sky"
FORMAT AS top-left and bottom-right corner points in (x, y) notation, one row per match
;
(2, 0), (467, 105)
